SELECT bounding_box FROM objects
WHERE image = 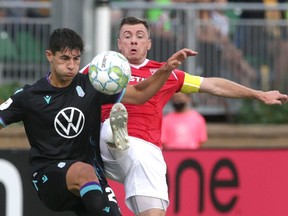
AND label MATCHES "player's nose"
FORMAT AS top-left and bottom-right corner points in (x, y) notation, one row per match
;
(130, 36), (138, 44)
(67, 59), (77, 68)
